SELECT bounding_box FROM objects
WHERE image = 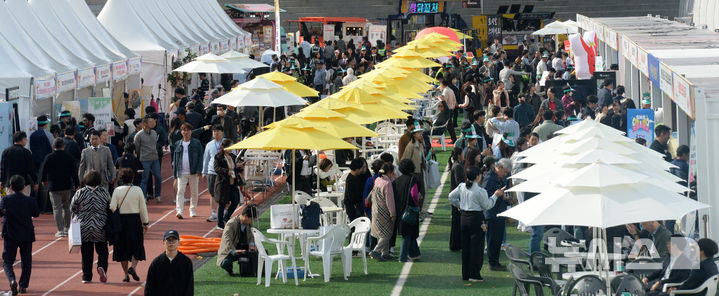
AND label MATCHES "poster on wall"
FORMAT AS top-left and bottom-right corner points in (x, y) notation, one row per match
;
(88, 97), (113, 130)
(626, 109), (655, 143)
(263, 26), (273, 44)
(368, 25), (386, 47)
(323, 24), (335, 41)
(0, 102), (14, 165)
